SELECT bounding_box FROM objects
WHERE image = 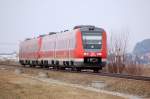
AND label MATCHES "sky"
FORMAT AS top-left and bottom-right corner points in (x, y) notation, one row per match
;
(0, 0), (150, 53)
